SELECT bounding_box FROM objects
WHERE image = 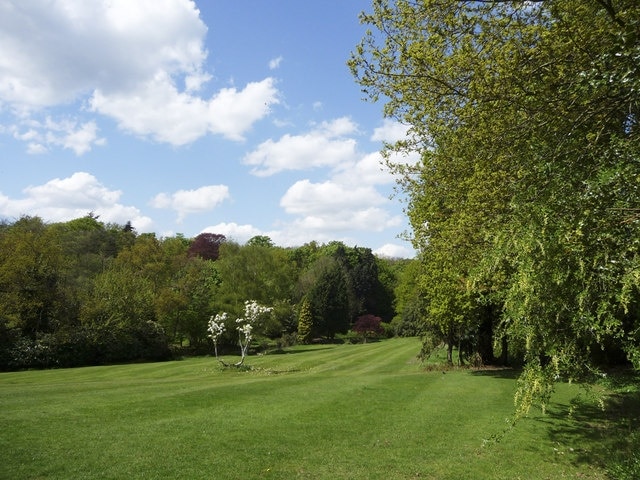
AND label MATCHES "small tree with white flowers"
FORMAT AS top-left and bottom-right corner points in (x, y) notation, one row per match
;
(207, 312), (227, 360)
(208, 300), (272, 367)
